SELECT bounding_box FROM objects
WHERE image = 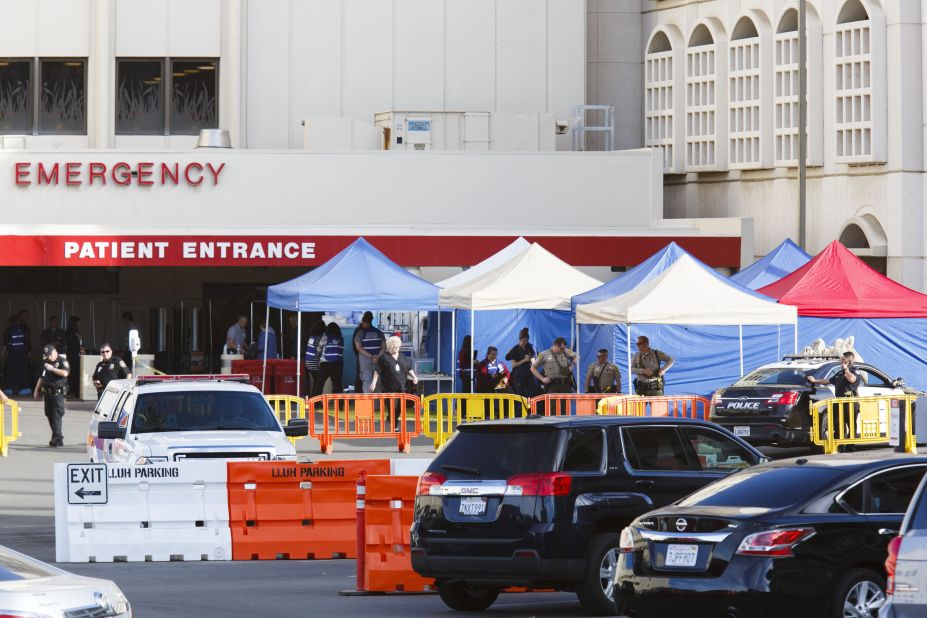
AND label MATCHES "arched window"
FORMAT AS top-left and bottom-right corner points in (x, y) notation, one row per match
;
(686, 24), (719, 170)
(729, 17), (762, 168)
(774, 6), (823, 167)
(835, 0), (885, 163)
(645, 31), (676, 172)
